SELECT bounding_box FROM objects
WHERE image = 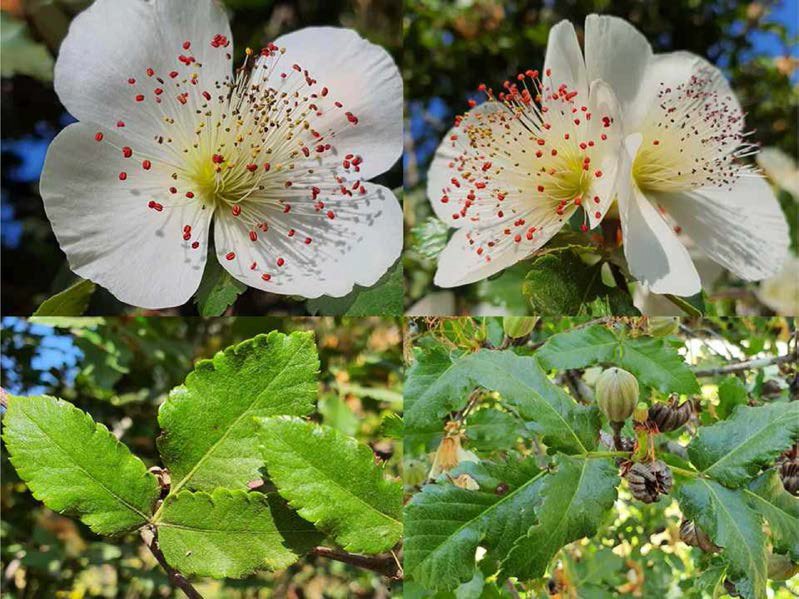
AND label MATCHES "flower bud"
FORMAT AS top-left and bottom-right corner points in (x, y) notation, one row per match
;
(633, 402), (649, 424)
(595, 367), (639, 423)
(502, 317), (538, 339)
